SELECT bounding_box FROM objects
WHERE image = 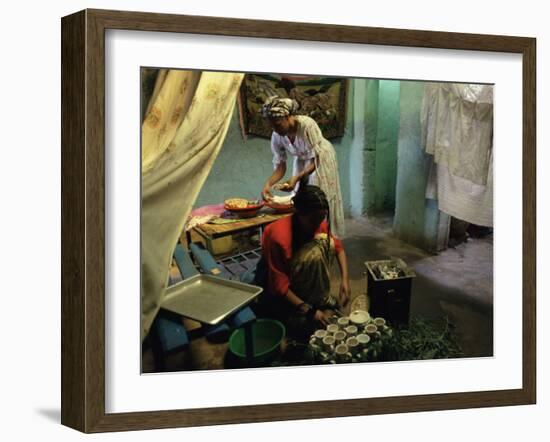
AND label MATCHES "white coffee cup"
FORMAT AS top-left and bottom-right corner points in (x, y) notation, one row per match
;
(365, 323), (378, 336)
(356, 333), (371, 349)
(322, 335), (336, 352)
(373, 317), (386, 328)
(337, 316), (350, 329)
(346, 337), (360, 354)
(326, 324), (339, 334)
(334, 344), (351, 363)
(349, 310), (370, 327)
(334, 330), (347, 344)
(314, 329), (328, 343)
(345, 325), (358, 336)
